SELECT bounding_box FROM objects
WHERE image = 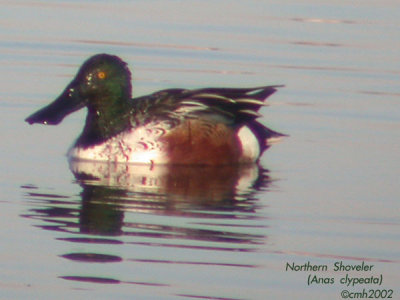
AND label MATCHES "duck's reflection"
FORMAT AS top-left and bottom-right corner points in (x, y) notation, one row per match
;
(71, 159), (267, 200)
(23, 160), (271, 237)
(22, 160), (272, 284)
(70, 159), (270, 235)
